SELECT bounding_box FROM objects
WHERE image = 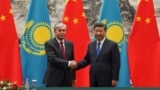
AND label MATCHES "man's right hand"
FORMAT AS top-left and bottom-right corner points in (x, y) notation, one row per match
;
(69, 60), (77, 69)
